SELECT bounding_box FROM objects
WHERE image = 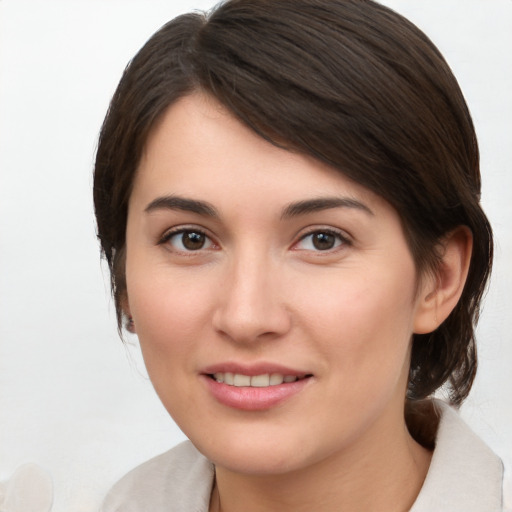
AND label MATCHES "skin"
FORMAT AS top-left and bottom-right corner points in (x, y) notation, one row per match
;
(124, 92), (471, 512)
